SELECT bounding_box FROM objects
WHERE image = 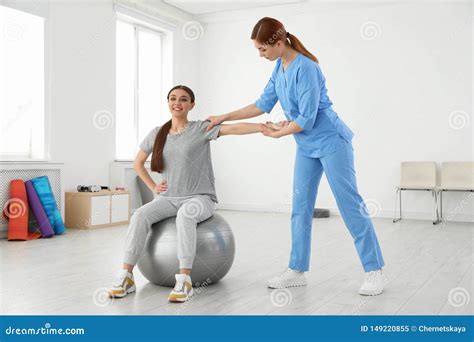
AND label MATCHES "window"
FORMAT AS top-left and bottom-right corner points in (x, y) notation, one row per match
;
(0, 5), (46, 161)
(116, 20), (167, 161)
